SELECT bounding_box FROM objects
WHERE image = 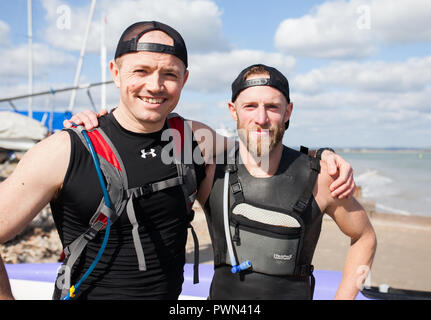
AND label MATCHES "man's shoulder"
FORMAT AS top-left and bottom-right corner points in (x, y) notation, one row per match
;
(14, 130), (71, 181)
(278, 145), (311, 171)
(98, 112), (114, 128)
(280, 144), (333, 185)
(282, 145), (309, 158)
(41, 130), (71, 149)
